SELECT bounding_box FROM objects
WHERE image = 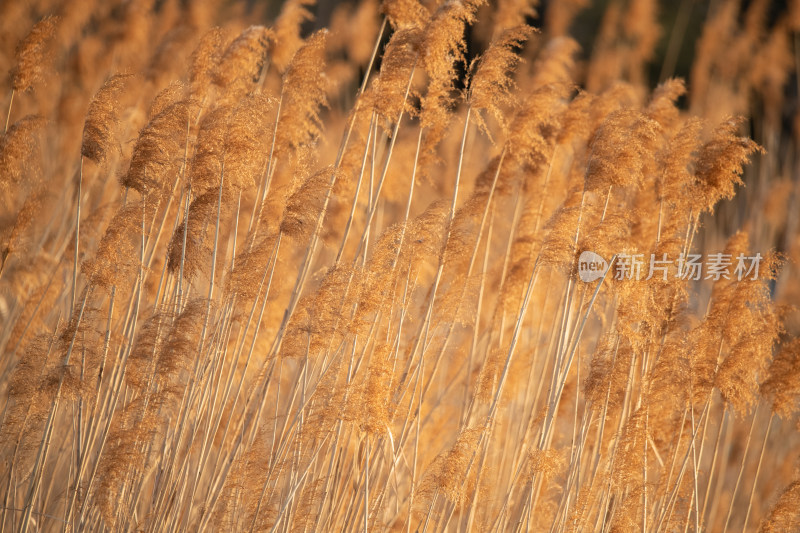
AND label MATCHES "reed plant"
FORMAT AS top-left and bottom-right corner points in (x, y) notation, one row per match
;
(1, 0), (800, 531)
